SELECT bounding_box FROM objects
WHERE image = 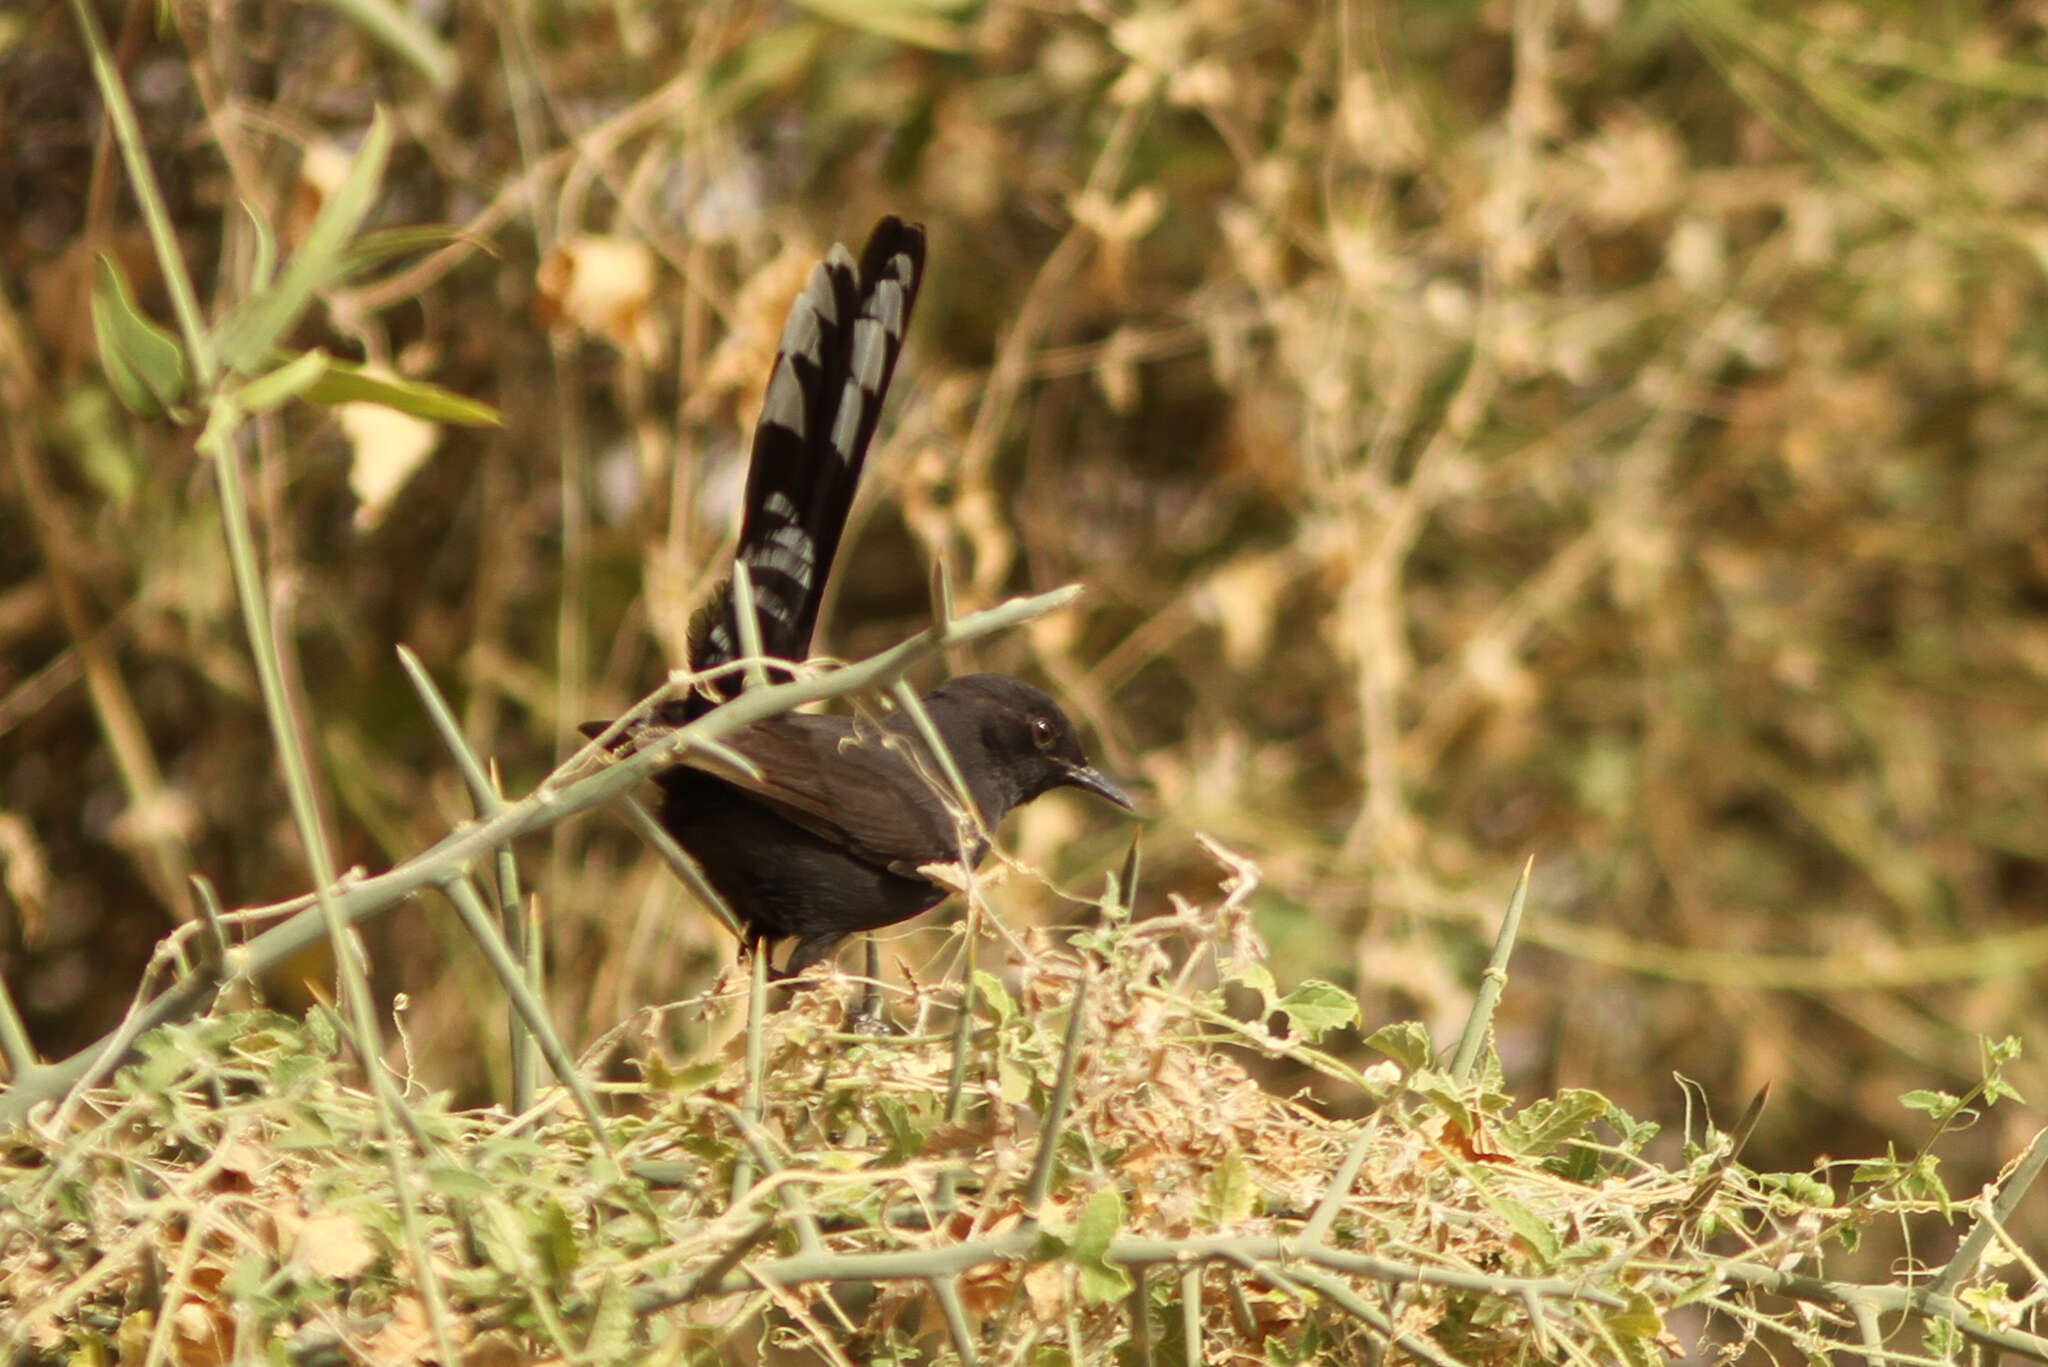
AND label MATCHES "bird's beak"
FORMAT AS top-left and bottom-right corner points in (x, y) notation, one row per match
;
(1060, 761), (1137, 812)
